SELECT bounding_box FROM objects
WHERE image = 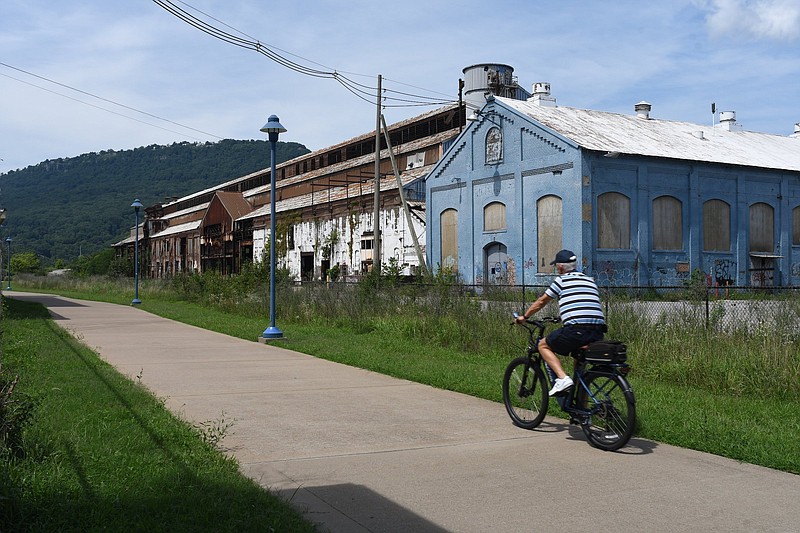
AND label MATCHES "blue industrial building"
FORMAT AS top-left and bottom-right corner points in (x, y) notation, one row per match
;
(426, 65), (800, 287)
